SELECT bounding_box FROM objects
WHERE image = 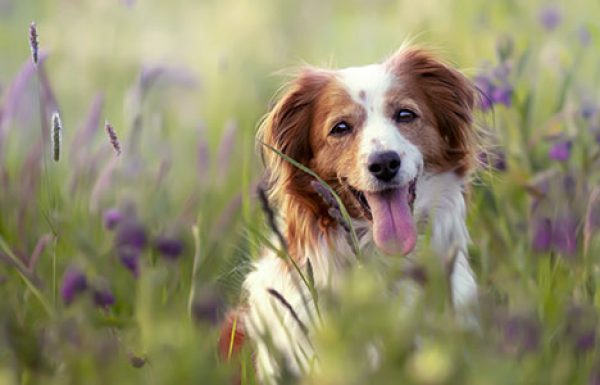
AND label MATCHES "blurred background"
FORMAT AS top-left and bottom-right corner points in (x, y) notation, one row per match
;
(1, 0), (600, 384)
